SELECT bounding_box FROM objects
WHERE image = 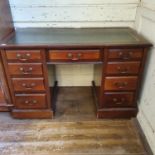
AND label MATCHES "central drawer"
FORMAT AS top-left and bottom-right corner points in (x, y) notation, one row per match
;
(12, 78), (45, 92)
(48, 50), (101, 62)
